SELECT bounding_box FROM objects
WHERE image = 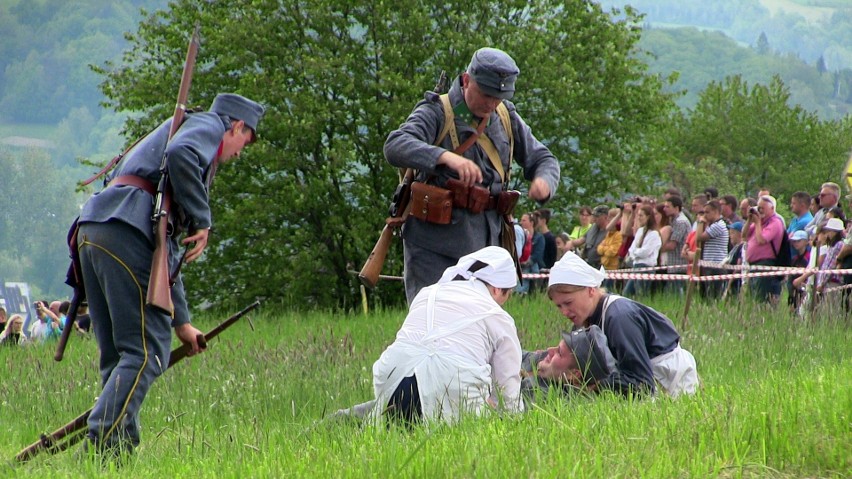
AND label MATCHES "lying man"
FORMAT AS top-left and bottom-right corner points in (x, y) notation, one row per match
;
(546, 252), (700, 397)
(520, 325), (617, 401)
